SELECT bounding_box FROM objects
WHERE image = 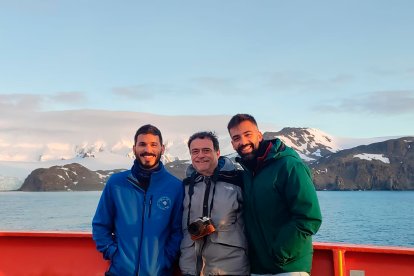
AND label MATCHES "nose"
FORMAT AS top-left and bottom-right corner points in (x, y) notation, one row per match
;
(239, 135), (249, 145)
(144, 144), (153, 151)
(195, 151), (206, 157)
